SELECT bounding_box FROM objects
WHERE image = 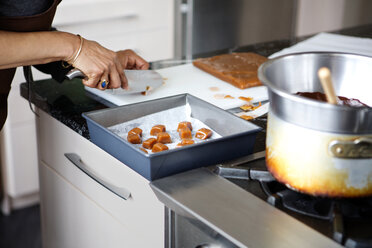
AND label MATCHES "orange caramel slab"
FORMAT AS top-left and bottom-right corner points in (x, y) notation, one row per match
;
(192, 52), (267, 89)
